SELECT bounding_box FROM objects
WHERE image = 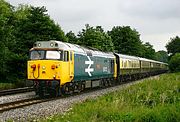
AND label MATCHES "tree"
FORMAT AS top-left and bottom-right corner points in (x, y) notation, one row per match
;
(14, 6), (67, 55)
(66, 31), (79, 44)
(142, 42), (156, 60)
(78, 24), (114, 51)
(155, 50), (168, 63)
(0, 3), (67, 84)
(166, 36), (180, 56)
(108, 26), (143, 56)
(169, 53), (180, 72)
(0, 0), (15, 82)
